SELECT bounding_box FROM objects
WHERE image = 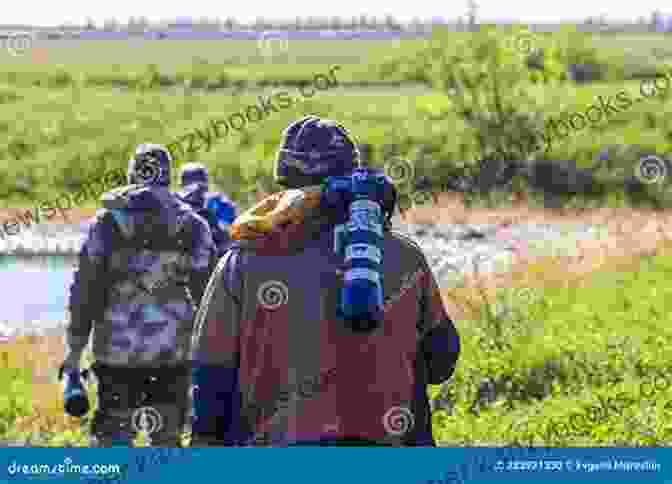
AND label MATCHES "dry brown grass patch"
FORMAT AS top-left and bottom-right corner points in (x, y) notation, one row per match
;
(1, 335), (84, 438)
